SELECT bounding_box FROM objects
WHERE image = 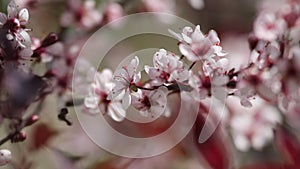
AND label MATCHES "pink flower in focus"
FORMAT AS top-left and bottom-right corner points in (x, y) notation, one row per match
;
(0, 1), (32, 58)
(84, 69), (126, 122)
(108, 56), (141, 110)
(145, 49), (190, 86)
(169, 25), (227, 62)
(131, 86), (170, 118)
